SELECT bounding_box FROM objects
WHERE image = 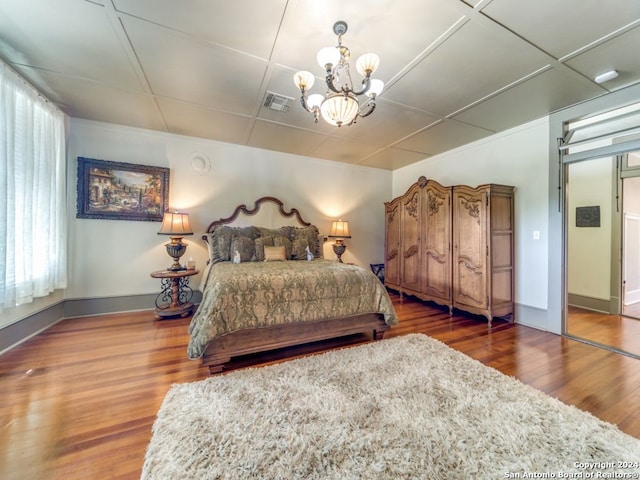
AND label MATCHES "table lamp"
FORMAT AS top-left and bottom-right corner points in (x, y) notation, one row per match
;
(158, 211), (194, 271)
(328, 219), (351, 263)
